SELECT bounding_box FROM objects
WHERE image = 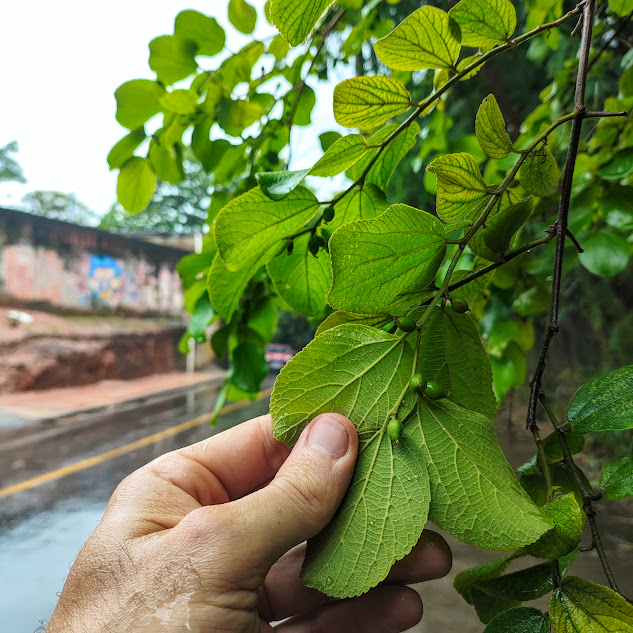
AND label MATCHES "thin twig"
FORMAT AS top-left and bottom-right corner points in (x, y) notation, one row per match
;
(539, 395), (623, 595)
(526, 0), (596, 433)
